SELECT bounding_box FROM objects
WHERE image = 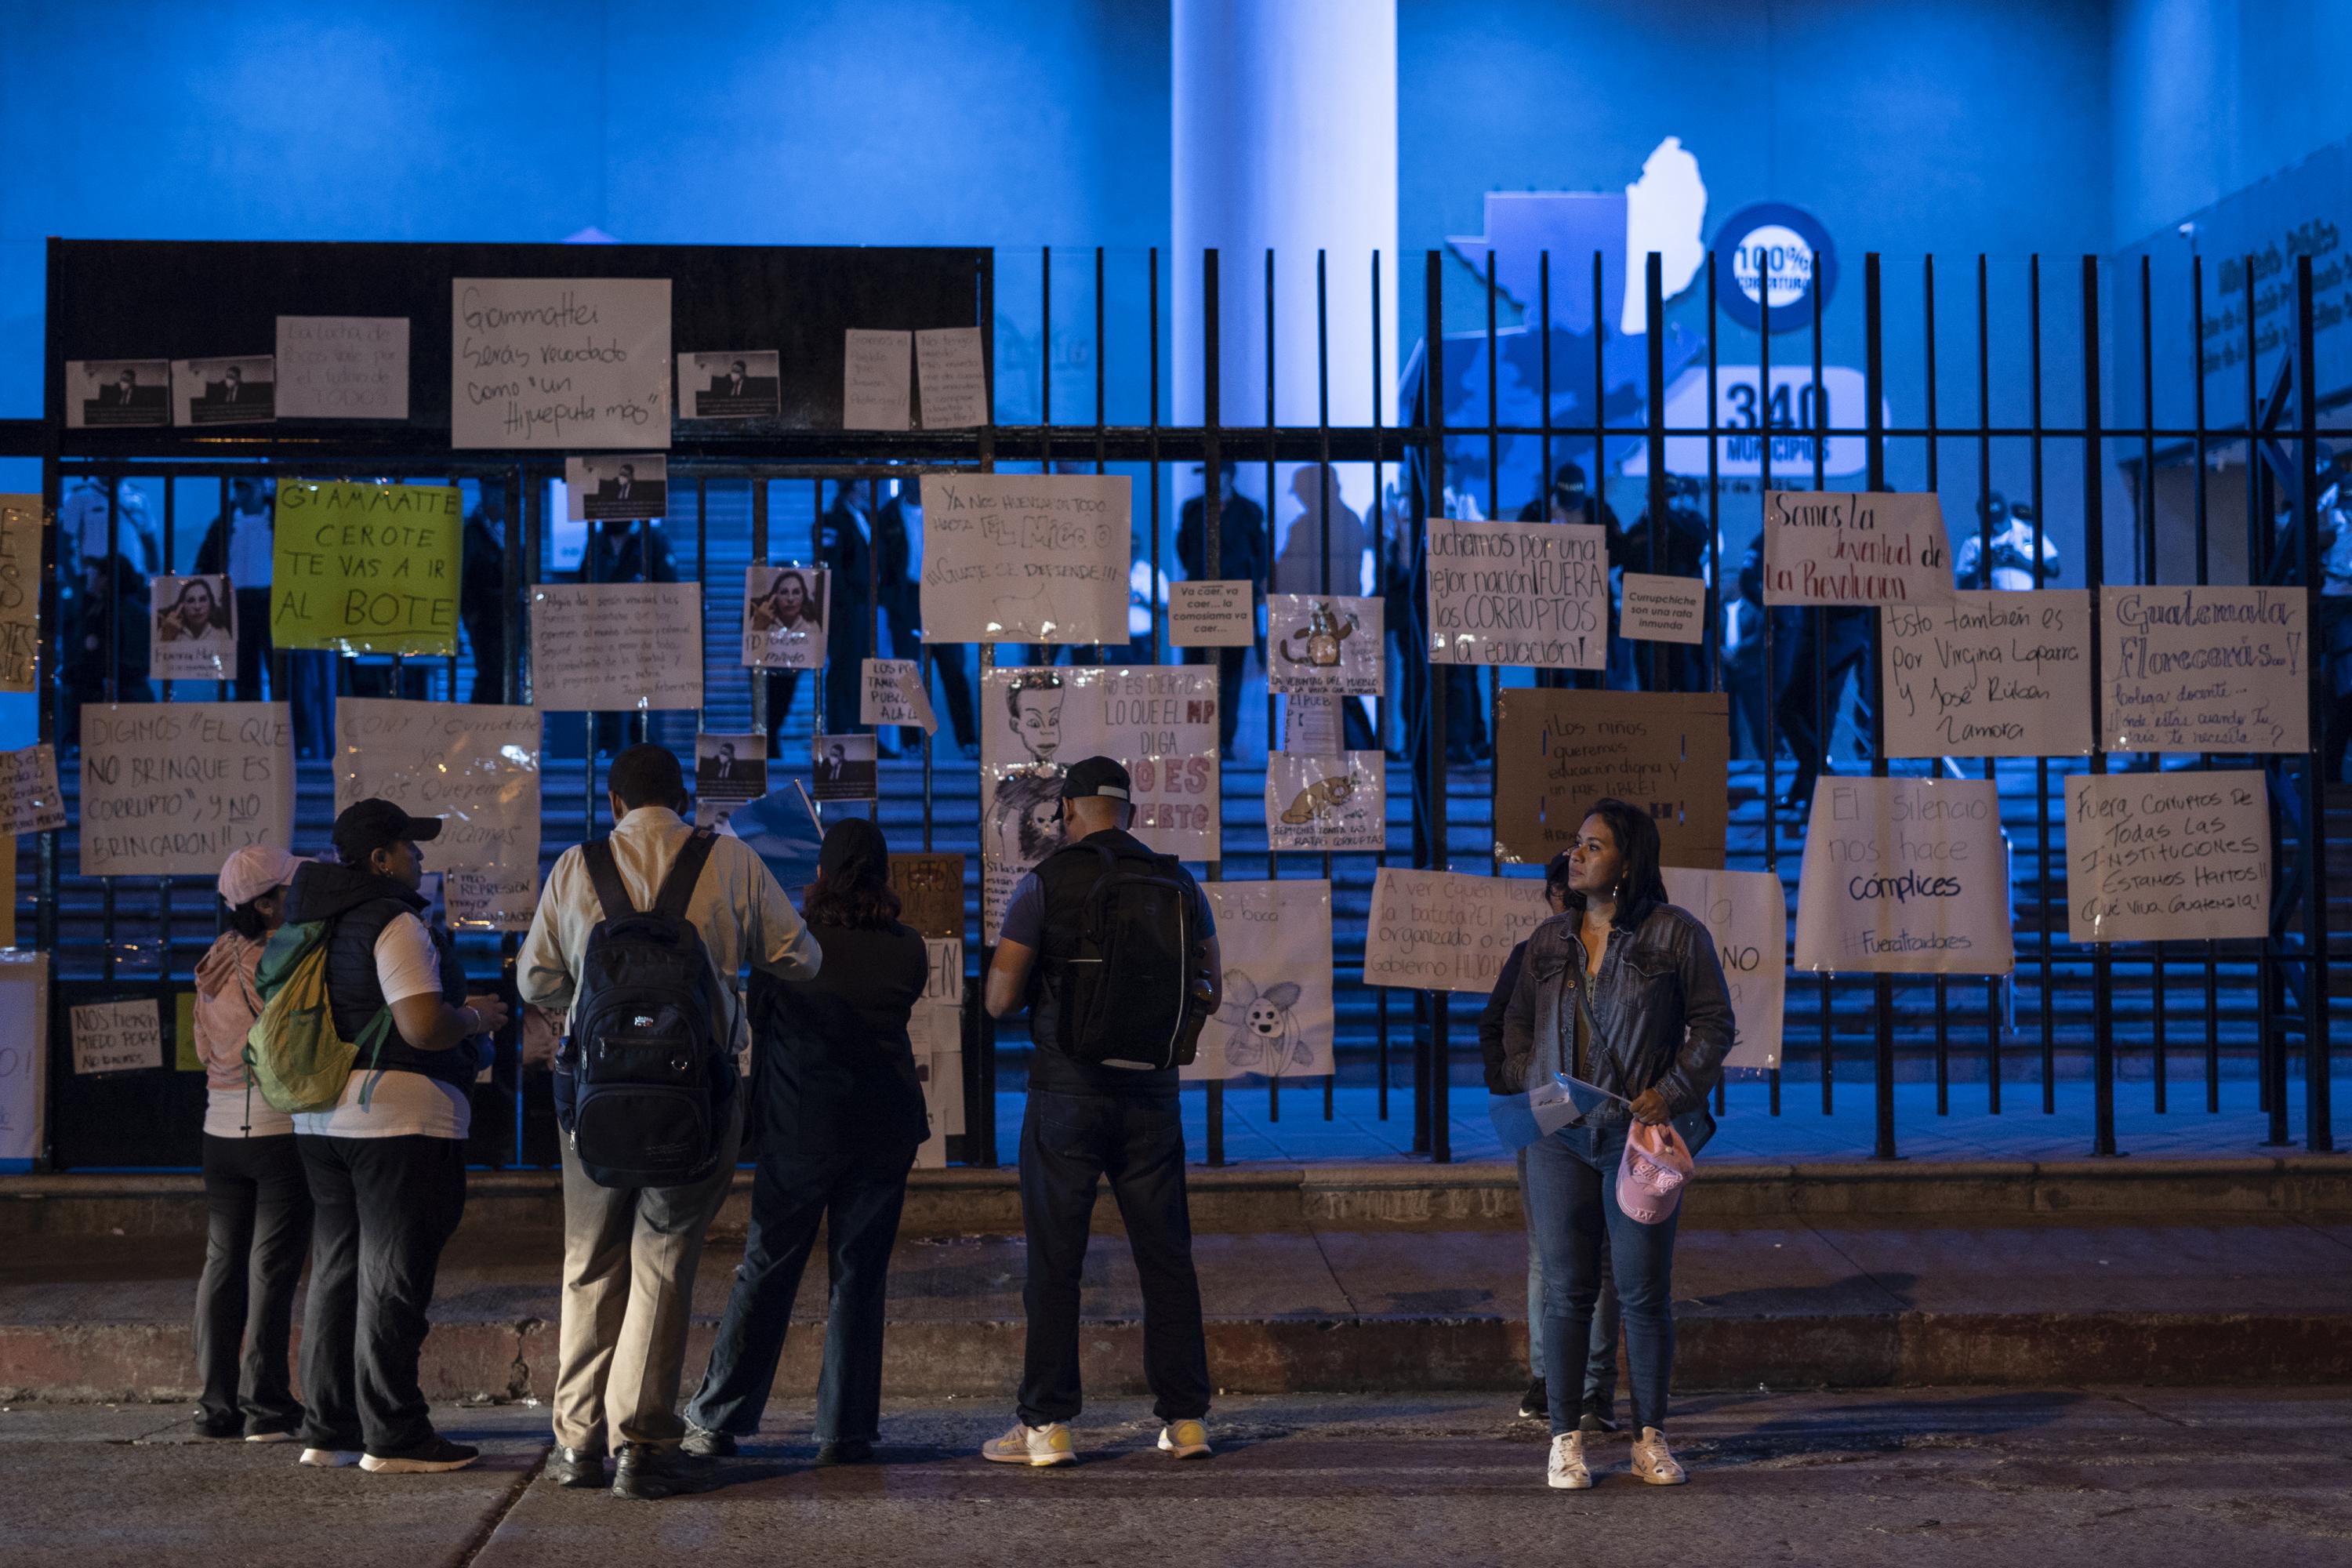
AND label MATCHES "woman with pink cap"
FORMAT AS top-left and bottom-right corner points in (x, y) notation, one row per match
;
(190, 842), (312, 1443)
